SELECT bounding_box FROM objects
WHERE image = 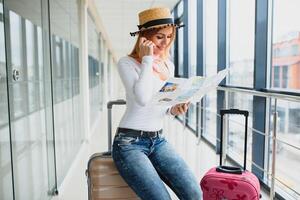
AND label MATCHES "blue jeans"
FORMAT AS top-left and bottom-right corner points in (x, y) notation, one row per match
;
(112, 130), (202, 200)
